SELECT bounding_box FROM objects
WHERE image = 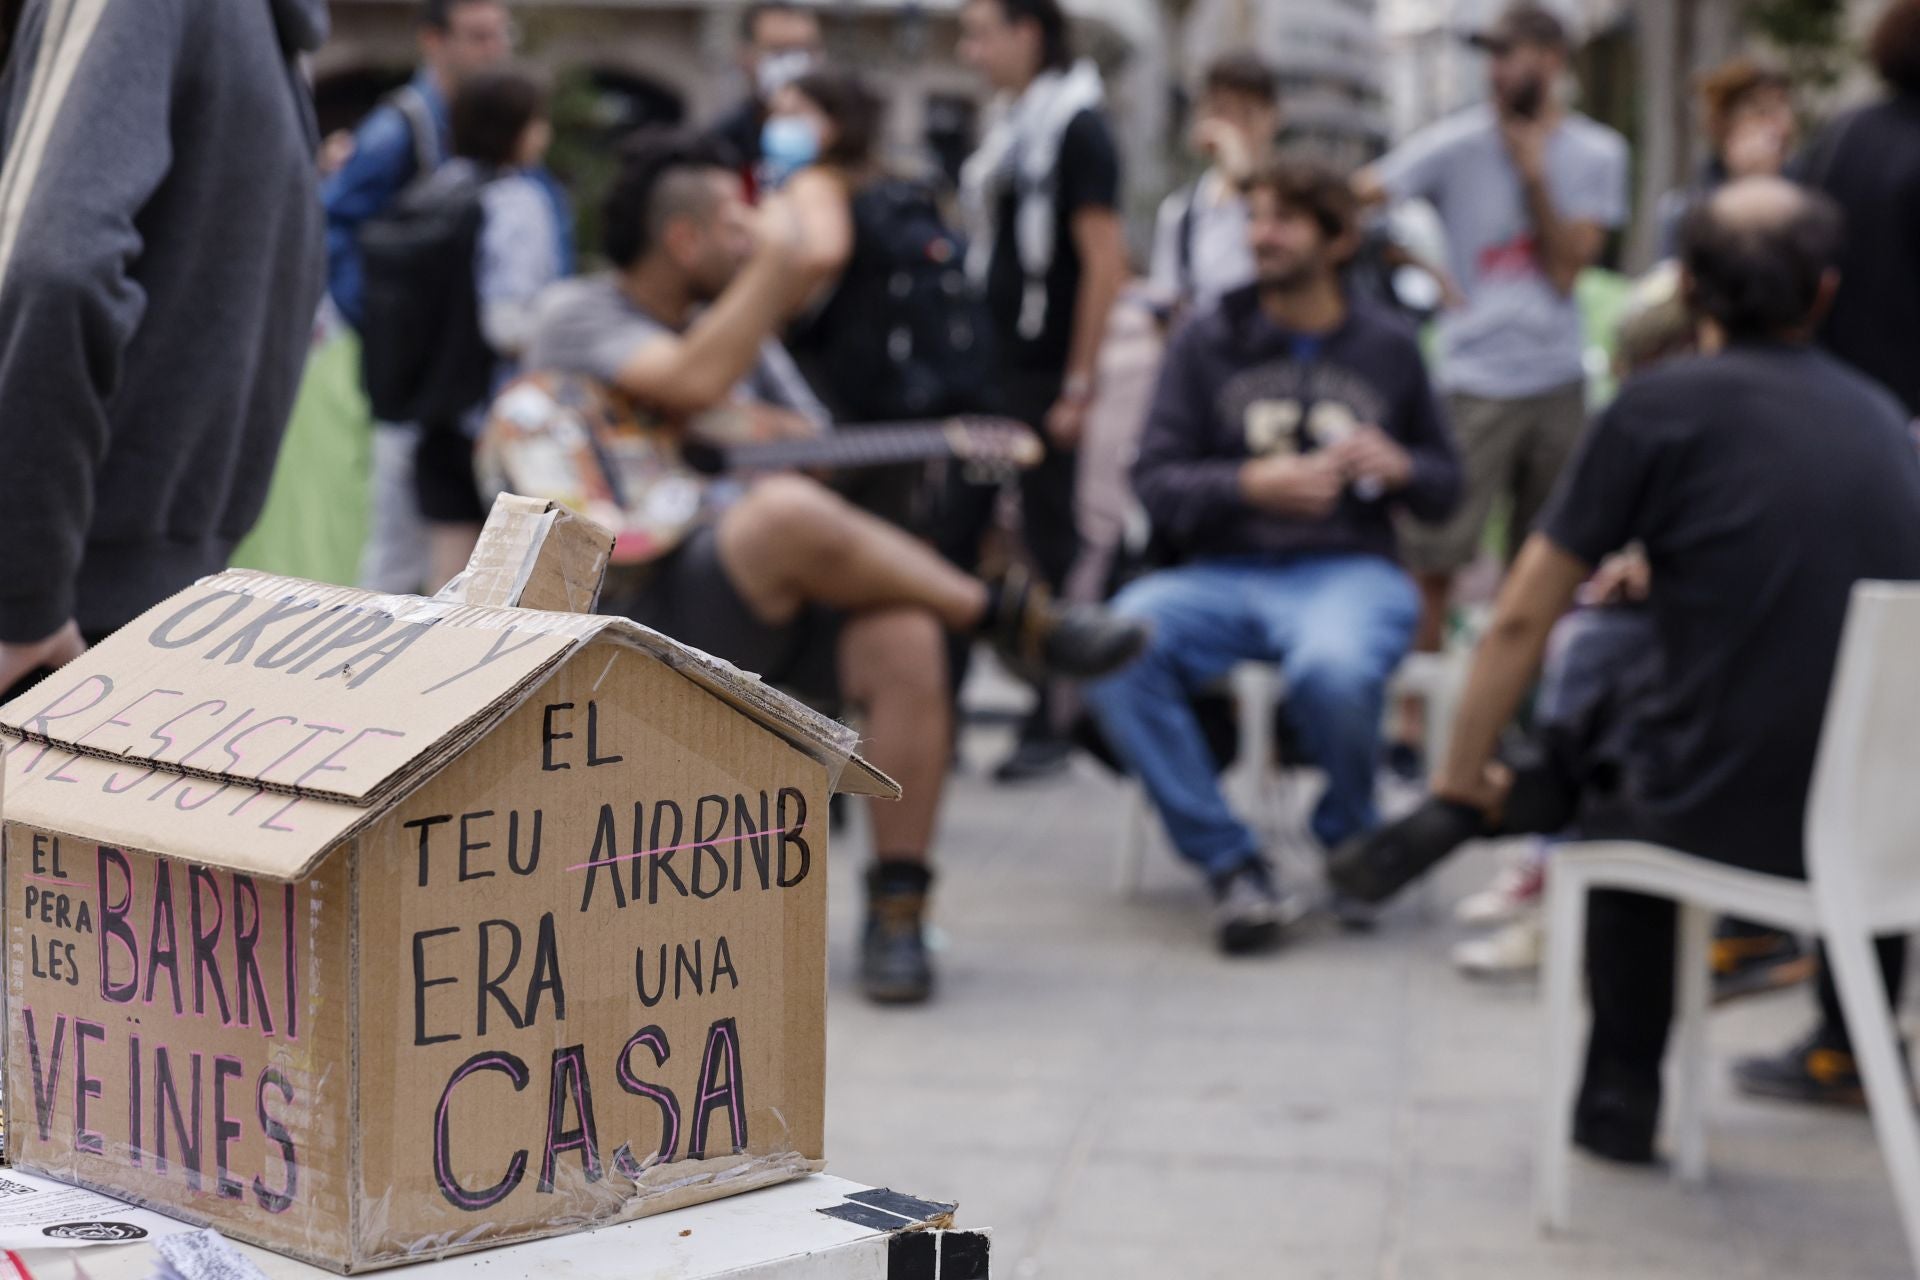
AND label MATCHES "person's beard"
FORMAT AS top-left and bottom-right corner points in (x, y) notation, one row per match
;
(1256, 258), (1317, 296)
